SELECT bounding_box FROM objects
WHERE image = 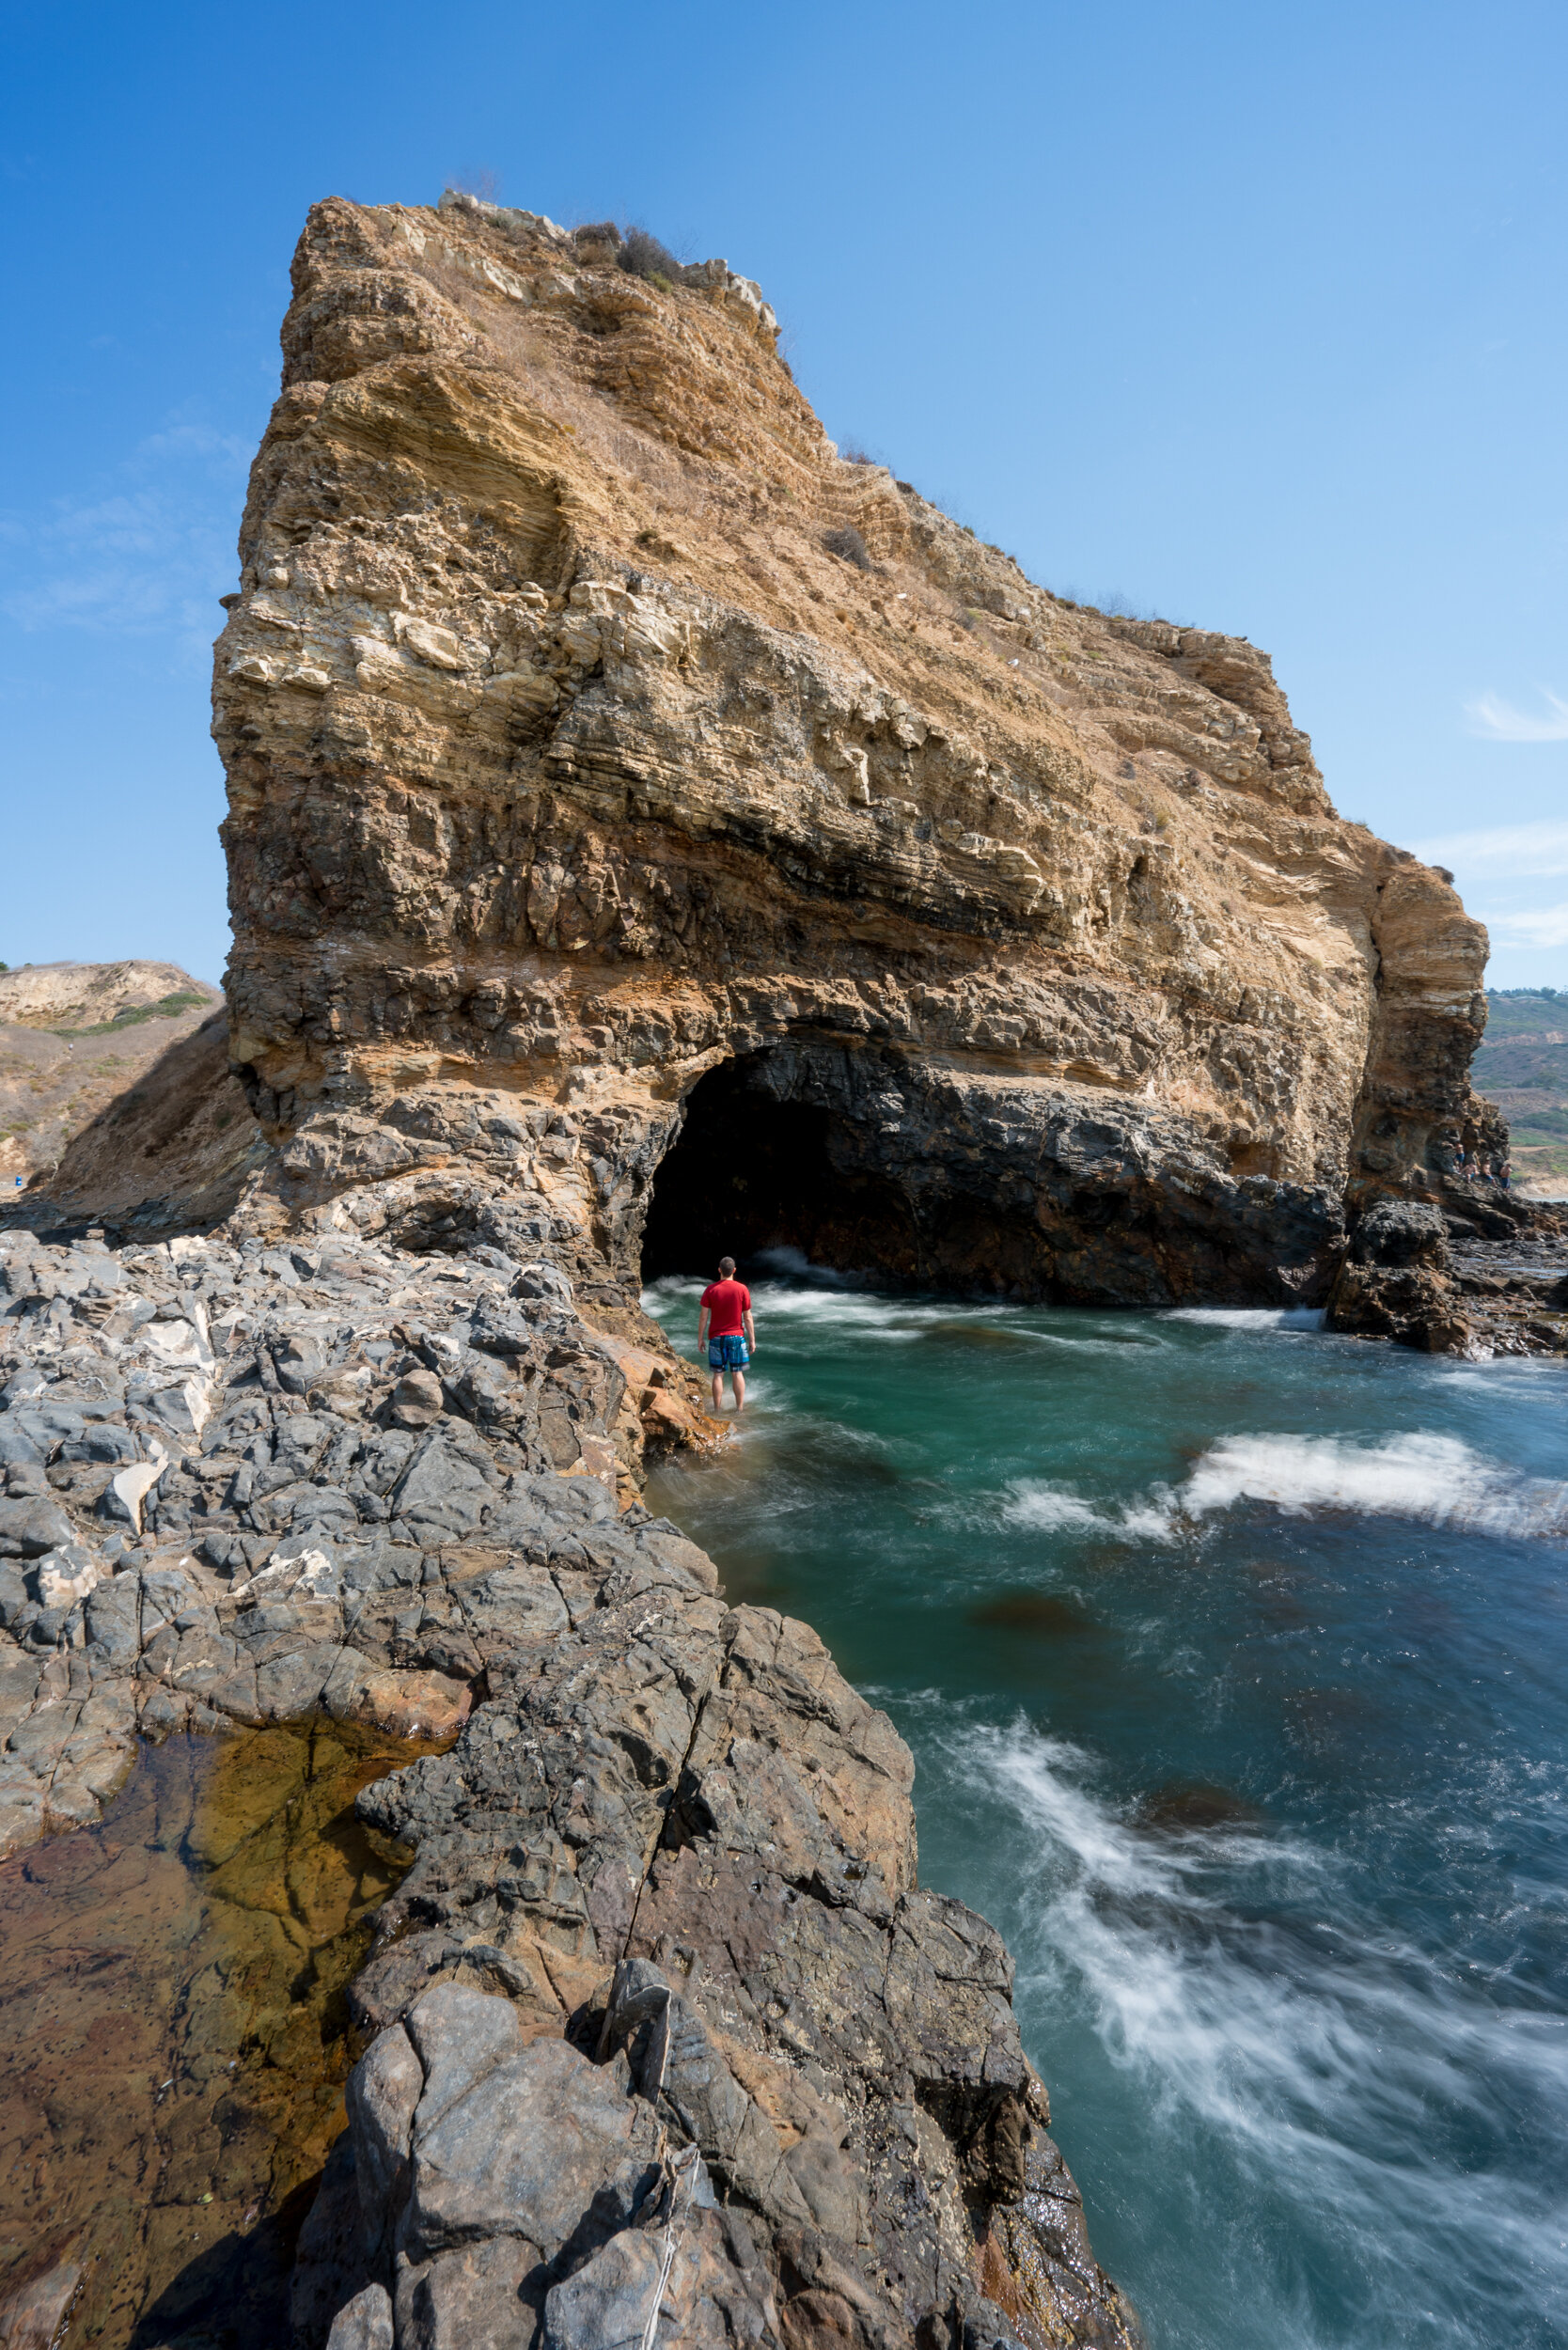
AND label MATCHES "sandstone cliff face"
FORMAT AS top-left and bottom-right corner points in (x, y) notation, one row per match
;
(0, 192), (1530, 2350)
(214, 190), (1495, 1312)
